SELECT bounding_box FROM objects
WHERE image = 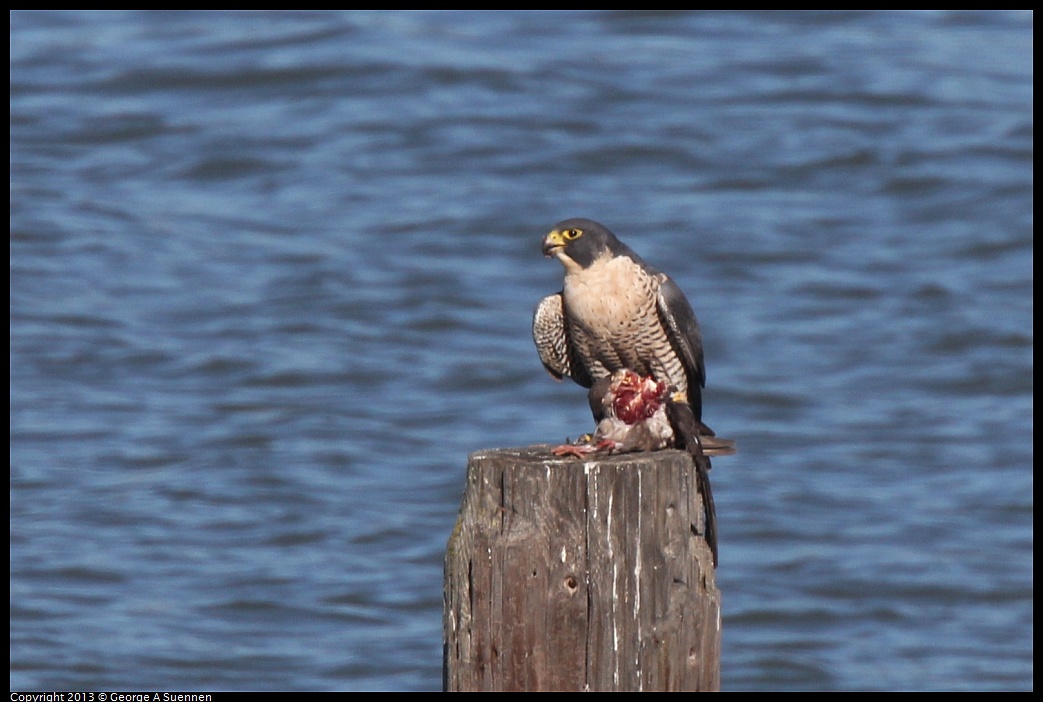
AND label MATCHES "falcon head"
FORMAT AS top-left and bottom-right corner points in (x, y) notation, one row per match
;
(542, 218), (634, 270)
